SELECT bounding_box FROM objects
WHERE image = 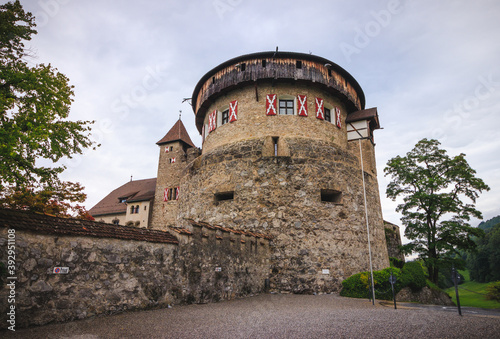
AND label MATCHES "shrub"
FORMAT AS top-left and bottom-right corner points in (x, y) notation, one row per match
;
(340, 267), (404, 300)
(401, 261), (426, 291)
(485, 281), (500, 302)
(341, 262), (427, 300)
(389, 257), (405, 269)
